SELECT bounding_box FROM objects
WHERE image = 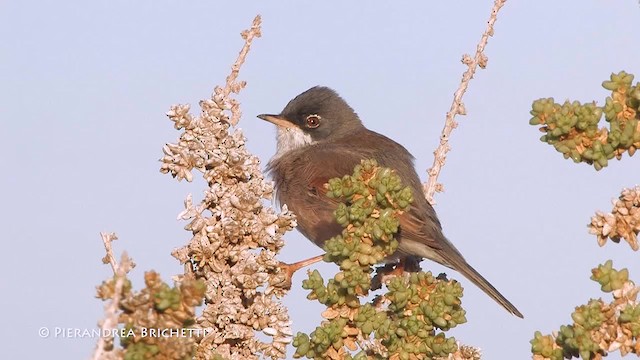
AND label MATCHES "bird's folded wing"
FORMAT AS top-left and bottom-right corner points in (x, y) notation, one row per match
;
(300, 146), (444, 253)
